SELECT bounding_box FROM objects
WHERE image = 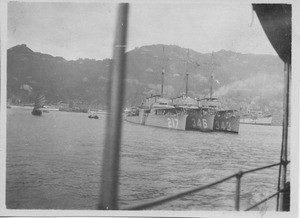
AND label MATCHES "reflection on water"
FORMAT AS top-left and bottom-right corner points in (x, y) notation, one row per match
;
(6, 107), (288, 210)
